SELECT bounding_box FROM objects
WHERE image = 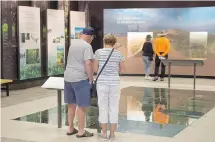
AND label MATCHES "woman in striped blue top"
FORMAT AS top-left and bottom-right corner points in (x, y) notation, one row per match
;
(94, 34), (125, 140)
